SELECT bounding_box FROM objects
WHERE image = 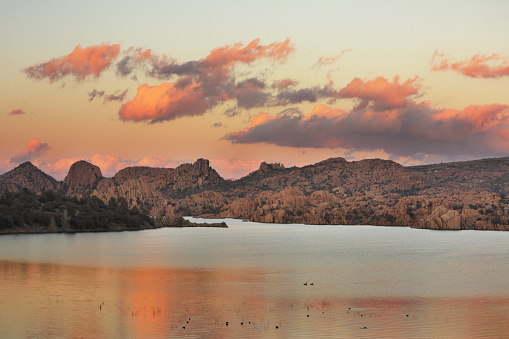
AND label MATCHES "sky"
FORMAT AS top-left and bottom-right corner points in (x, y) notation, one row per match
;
(1, 0), (509, 180)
